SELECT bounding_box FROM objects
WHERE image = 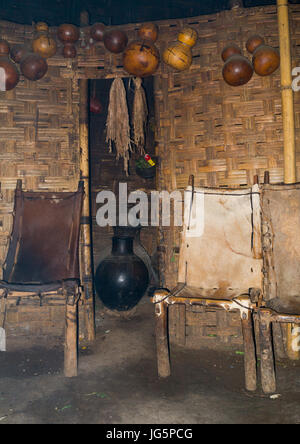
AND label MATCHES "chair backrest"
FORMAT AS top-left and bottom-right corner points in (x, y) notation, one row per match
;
(3, 181), (84, 285)
(261, 183), (300, 312)
(178, 185), (263, 299)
